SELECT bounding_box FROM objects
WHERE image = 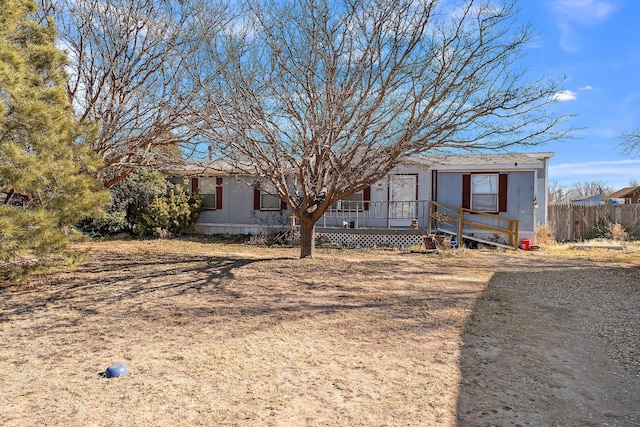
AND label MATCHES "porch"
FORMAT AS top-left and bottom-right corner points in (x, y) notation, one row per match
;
(192, 200), (522, 250)
(313, 200), (521, 250)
